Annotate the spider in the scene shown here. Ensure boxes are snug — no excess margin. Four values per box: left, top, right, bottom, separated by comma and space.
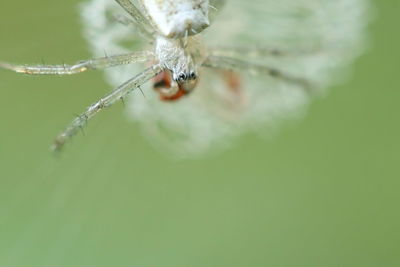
0, 0, 310, 151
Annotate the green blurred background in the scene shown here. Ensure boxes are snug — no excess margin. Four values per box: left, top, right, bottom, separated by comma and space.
0, 1, 399, 266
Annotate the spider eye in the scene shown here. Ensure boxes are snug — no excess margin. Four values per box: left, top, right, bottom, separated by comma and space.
189, 72, 197, 80
177, 73, 187, 82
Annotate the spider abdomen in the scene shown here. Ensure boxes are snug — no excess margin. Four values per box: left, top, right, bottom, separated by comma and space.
140, 0, 210, 38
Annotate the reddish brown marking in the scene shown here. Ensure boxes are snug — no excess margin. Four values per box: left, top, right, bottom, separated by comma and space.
220, 70, 248, 110
153, 70, 189, 102
160, 87, 186, 101
223, 71, 242, 94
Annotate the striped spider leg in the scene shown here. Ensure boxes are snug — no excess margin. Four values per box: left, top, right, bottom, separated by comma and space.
0, 51, 159, 151
0, 51, 154, 75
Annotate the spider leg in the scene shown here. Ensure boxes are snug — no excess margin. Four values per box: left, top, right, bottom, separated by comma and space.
209, 0, 226, 11
52, 64, 162, 151
209, 45, 321, 58
0, 51, 154, 75
115, 0, 155, 38
113, 13, 155, 40
208, 0, 226, 23
202, 55, 313, 90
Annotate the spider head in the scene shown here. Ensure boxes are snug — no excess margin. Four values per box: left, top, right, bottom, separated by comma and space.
173, 70, 198, 93
153, 70, 198, 101
174, 71, 197, 83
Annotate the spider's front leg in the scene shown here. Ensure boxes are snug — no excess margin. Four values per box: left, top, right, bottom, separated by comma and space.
52, 64, 162, 151
0, 51, 154, 75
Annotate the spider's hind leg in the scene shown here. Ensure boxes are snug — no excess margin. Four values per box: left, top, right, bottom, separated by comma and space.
209, 45, 321, 59
202, 55, 314, 92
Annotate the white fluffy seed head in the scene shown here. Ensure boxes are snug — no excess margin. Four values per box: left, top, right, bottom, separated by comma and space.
140, 0, 210, 38
81, 0, 371, 158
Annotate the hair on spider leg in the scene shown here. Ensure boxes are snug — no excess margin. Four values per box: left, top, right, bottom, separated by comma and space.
208, 4, 218, 11
137, 85, 147, 99
112, 13, 132, 27
79, 125, 86, 136
73, 113, 89, 125
183, 30, 189, 47
120, 96, 125, 106
0, 61, 14, 72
